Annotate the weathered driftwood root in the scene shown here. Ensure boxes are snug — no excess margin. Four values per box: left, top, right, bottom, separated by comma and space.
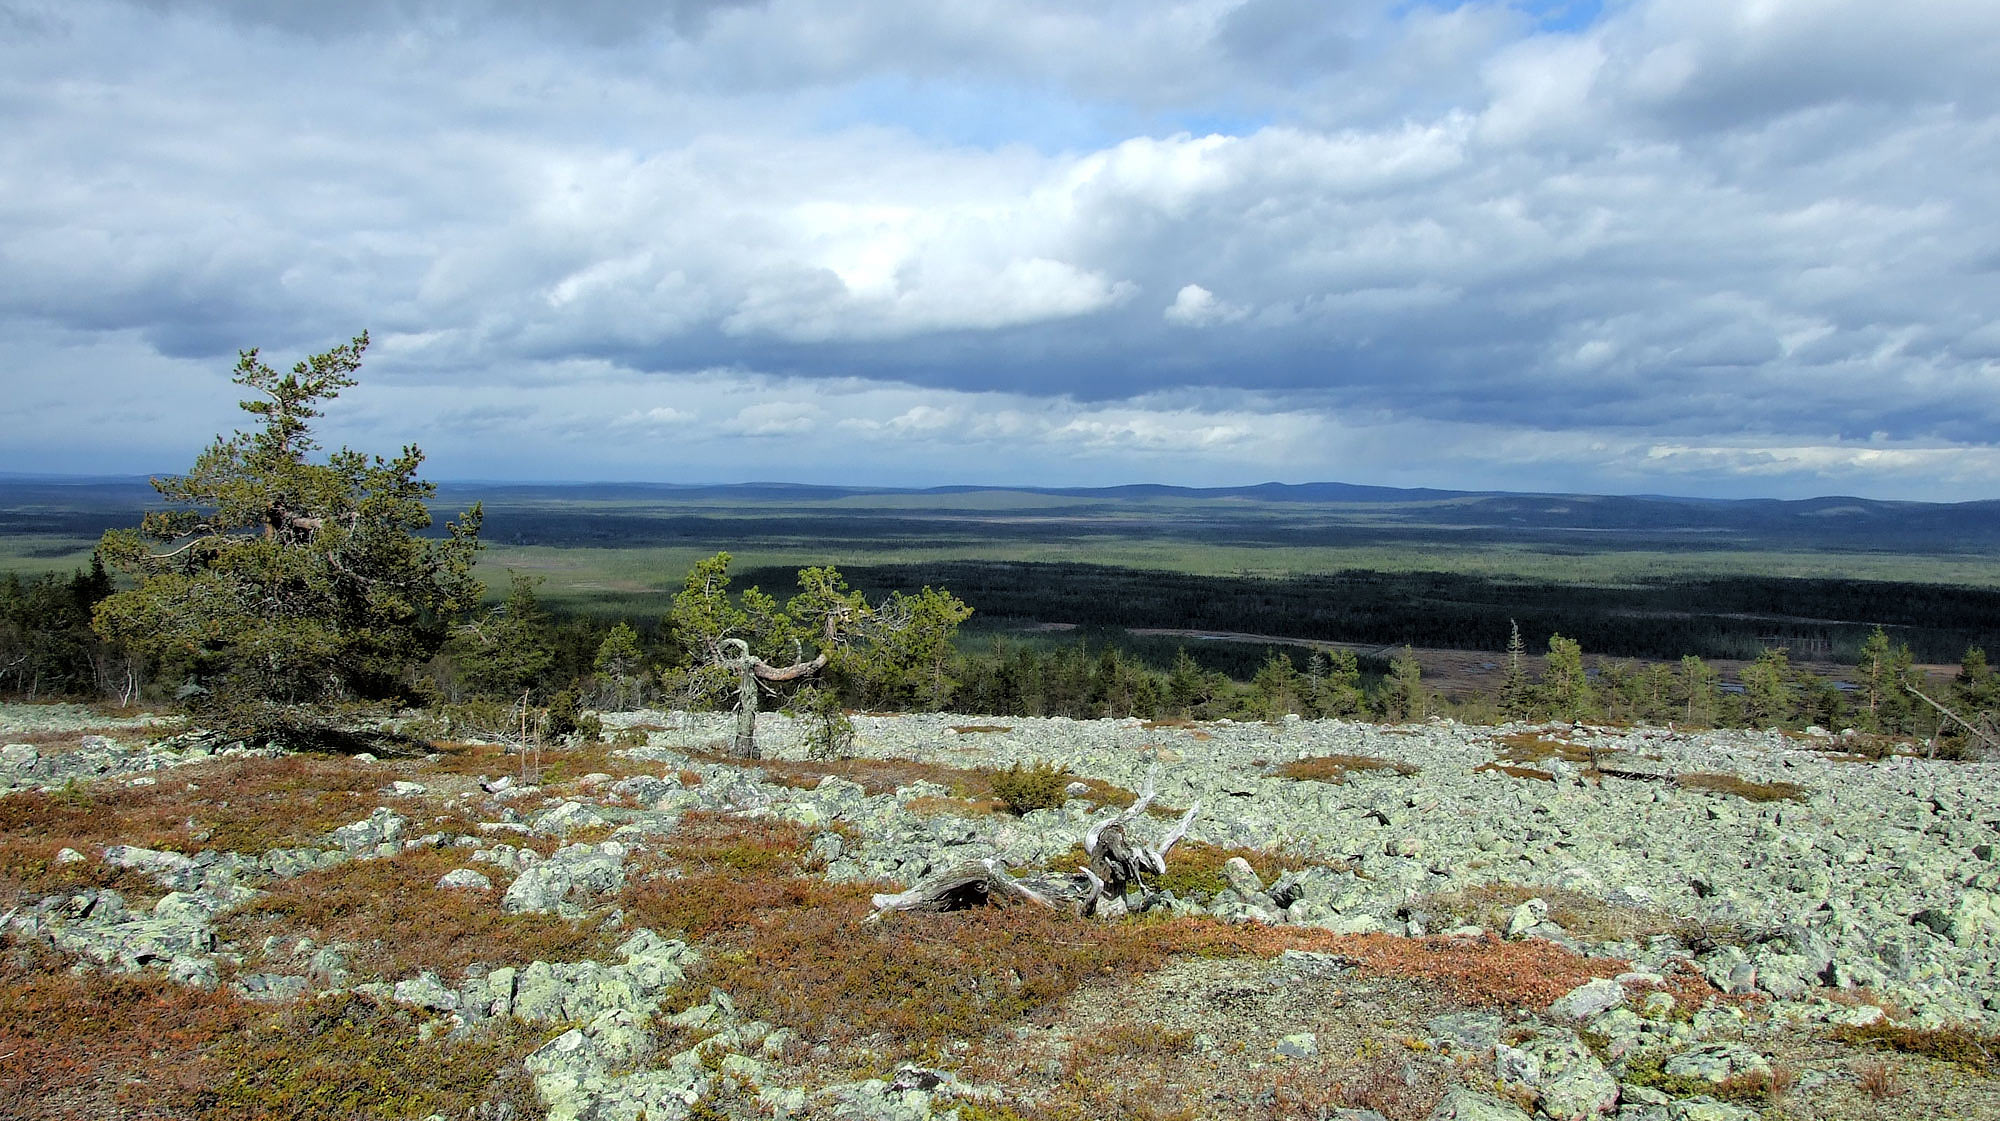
872, 768, 1201, 919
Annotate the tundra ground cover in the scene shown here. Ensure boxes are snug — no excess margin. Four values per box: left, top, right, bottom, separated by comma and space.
6, 706, 2000, 1120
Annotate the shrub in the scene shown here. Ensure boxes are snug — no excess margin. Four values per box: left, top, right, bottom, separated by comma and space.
219, 846, 614, 983
1831, 1021, 2000, 1073
0, 941, 550, 1121
988, 762, 1072, 815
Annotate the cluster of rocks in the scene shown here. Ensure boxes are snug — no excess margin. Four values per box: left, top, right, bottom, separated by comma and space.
632, 709, 2000, 1030
0, 707, 235, 796
7, 704, 2000, 1120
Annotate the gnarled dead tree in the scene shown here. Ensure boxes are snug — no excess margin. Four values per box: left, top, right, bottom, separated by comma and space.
717, 614, 841, 757
872, 769, 1200, 919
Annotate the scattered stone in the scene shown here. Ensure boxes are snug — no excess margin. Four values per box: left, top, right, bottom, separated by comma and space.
1551, 977, 1627, 1020
1275, 1032, 1319, 1058
1662, 1043, 1772, 1085
329, 807, 408, 853
1427, 1088, 1535, 1120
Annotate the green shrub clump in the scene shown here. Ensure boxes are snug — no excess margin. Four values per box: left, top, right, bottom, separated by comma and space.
988, 762, 1073, 815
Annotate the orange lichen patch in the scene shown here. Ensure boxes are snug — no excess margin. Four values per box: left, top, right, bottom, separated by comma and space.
638, 816, 1682, 1064
1823, 986, 1910, 1021
1675, 772, 1806, 803
1276, 754, 1419, 784
693, 752, 1163, 815
618, 812, 864, 942
0, 942, 549, 1121
690, 752, 990, 797
1473, 762, 1556, 782
1805, 733, 1918, 762
218, 846, 613, 984
950, 724, 1014, 734
0, 941, 245, 1121
1271, 1051, 1450, 1121
1627, 959, 1741, 1016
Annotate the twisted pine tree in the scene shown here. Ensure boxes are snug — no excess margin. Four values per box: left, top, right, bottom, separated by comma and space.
93, 333, 484, 732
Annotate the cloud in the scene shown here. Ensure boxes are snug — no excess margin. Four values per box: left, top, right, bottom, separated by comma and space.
1163, 284, 1248, 327
1, 0, 1997, 499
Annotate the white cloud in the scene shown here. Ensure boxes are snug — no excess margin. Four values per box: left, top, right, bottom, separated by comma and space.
1163, 283, 1248, 327
2, 0, 1998, 499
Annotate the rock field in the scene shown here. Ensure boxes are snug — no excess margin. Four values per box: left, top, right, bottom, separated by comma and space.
5, 701, 2000, 1121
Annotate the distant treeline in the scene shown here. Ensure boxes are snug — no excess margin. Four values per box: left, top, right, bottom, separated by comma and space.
6, 556, 1995, 748
747, 561, 2000, 665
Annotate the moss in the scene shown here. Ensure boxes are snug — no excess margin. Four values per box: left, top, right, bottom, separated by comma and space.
1831, 1021, 2000, 1073
1620, 1052, 1776, 1104
1675, 772, 1806, 803
1275, 754, 1419, 784
1472, 762, 1556, 782
1493, 732, 1596, 765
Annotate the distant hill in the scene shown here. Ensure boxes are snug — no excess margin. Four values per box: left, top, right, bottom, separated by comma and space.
7, 474, 1999, 558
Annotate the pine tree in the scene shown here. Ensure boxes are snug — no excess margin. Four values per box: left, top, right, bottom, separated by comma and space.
1250, 650, 1300, 719
1679, 655, 1719, 726
1321, 648, 1364, 717
1542, 635, 1593, 723
1165, 646, 1204, 717
593, 621, 647, 710
1387, 645, 1425, 721
1501, 619, 1533, 719
93, 333, 482, 729
1740, 648, 1798, 729
664, 552, 967, 756
450, 572, 556, 699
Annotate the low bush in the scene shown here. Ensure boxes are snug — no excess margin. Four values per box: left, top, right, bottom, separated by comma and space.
1472, 761, 1555, 782
0, 941, 550, 1121
1831, 1020, 2000, 1073
219, 846, 614, 983
988, 762, 1073, 815
0, 754, 412, 903
1493, 732, 1596, 765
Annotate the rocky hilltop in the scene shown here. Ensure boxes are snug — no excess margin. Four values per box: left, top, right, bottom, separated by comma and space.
4, 703, 1998, 1121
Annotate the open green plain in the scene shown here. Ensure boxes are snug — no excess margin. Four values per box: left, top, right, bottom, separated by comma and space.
7, 477, 1998, 662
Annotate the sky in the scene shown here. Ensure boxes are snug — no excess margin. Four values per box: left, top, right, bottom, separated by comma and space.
2, 0, 1998, 501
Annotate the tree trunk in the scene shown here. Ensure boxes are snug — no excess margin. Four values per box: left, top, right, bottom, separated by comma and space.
732, 657, 760, 758
874, 768, 1199, 919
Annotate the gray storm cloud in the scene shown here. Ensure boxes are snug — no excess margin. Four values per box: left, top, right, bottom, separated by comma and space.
1, 0, 1996, 499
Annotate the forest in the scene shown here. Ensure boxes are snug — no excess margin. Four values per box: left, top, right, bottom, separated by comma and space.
6, 334, 1998, 753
